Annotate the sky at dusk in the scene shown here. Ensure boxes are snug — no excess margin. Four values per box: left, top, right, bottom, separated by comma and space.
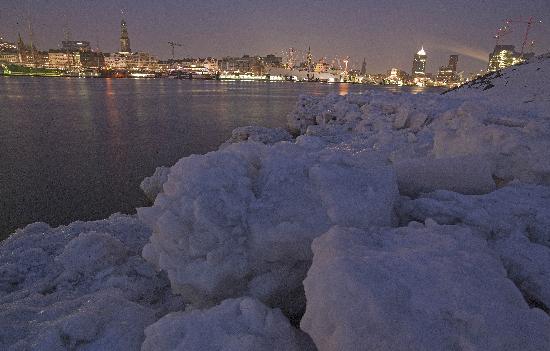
1, 0, 549, 74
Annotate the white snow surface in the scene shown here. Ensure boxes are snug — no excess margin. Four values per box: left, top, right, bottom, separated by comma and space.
446, 53, 550, 115
142, 297, 315, 351
301, 223, 550, 351
0, 214, 184, 350
138, 141, 399, 317
399, 183, 550, 312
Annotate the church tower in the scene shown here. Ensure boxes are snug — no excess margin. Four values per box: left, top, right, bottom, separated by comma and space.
120, 18, 131, 53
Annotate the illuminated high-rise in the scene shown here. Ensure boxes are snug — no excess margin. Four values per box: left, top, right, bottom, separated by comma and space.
360, 58, 366, 76
120, 18, 131, 53
488, 45, 533, 72
448, 55, 458, 72
411, 46, 427, 77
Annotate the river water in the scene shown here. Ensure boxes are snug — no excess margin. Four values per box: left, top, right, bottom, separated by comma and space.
0, 77, 443, 239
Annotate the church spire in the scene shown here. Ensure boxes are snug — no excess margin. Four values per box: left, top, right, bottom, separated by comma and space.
120, 11, 131, 53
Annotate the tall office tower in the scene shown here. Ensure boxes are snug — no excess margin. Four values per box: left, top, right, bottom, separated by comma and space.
411, 46, 427, 77
120, 18, 131, 53
306, 46, 313, 71
360, 57, 367, 75
448, 55, 458, 72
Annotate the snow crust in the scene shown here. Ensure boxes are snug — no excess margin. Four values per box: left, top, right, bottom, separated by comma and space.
142, 297, 315, 351
301, 223, 550, 351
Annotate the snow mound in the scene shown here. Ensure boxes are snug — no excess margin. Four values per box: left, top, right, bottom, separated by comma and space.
0, 214, 184, 350
141, 166, 170, 201
286, 81, 550, 186
446, 53, 550, 115
138, 141, 398, 318
400, 183, 550, 311
142, 297, 315, 351
301, 223, 550, 351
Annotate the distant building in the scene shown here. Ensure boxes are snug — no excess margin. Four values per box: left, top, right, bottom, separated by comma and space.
360, 58, 367, 76
448, 54, 458, 72
218, 55, 265, 74
306, 46, 313, 71
264, 54, 282, 68
385, 67, 410, 85
104, 52, 157, 71
488, 45, 534, 72
80, 51, 105, 69
314, 59, 330, 73
436, 55, 459, 84
48, 50, 81, 68
0, 52, 19, 63
62, 40, 91, 52
0, 36, 19, 63
120, 18, 131, 53
0, 37, 17, 52
411, 46, 427, 77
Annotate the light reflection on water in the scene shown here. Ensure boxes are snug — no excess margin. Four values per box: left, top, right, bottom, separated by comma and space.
0, 77, 444, 239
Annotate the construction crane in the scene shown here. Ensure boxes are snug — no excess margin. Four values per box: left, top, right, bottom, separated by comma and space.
494, 17, 543, 55
168, 42, 183, 60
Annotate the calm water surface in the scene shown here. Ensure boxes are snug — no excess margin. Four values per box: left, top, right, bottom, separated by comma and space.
0, 77, 443, 239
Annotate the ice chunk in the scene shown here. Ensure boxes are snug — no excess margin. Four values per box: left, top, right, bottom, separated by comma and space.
142, 297, 315, 351
399, 184, 550, 310
139, 141, 398, 318
0, 214, 183, 350
301, 224, 550, 351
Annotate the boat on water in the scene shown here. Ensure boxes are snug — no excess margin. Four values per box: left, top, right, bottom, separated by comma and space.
1, 63, 63, 77
129, 72, 156, 78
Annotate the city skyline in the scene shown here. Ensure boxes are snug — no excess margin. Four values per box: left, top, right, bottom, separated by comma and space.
1, 0, 550, 74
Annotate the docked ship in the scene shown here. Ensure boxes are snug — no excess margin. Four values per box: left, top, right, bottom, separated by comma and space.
1, 63, 63, 77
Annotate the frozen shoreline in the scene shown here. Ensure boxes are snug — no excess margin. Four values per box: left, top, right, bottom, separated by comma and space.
2, 54, 550, 350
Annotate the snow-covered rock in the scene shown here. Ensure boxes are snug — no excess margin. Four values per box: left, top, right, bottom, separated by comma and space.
301, 223, 550, 351
142, 297, 315, 351
138, 141, 399, 318
0, 214, 184, 350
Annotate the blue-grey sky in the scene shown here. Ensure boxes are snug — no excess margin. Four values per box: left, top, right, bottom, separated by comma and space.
1, 0, 549, 74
